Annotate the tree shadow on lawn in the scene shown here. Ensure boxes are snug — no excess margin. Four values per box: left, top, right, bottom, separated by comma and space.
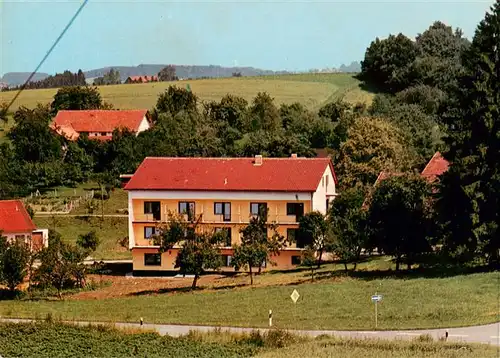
127, 283, 248, 297
331, 264, 495, 282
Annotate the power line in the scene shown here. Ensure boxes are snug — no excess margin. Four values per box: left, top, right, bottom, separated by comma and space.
4, 0, 90, 113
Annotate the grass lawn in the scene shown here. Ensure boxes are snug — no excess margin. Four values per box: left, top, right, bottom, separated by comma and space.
0, 74, 371, 112
33, 216, 129, 260
0, 270, 496, 331
1, 321, 495, 358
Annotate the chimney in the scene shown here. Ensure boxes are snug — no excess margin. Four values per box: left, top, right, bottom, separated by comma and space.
254, 155, 263, 166
291, 153, 298, 158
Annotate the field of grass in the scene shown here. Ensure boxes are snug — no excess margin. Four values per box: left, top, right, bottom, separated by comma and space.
0, 74, 372, 113
1, 321, 495, 358
0, 270, 496, 331
255, 336, 497, 358
33, 216, 129, 260
0, 322, 259, 358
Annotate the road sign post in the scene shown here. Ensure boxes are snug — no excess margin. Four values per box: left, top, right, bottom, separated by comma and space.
269, 309, 273, 327
290, 289, 300, 322
371, 293, 383, 329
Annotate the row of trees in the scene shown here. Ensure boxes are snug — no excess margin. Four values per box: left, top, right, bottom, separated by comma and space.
93, 69, 121, 86
358, 2, 500, 264
7, 70, 87, 91
0, 230, 99, 296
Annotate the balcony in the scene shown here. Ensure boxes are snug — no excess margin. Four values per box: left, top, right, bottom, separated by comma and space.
133, 212, 301, 225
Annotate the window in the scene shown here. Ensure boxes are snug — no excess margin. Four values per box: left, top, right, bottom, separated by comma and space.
215, 227, 232, 247
326, 199, 330, 210
322, 177, 325, 187
325, 175, 329, 190
179, 202, 196, 220
144, 226, 157, 239
144, 253, 161, 266
14, 235, 25, 244
250, 202, 267, 217
144, 201, 161, 221
101, 132, 107, 136
291, 256, 302, 265
287, 229, 307, 248
214, 202, 231, 221
221, 255, 233, 267
286, 203, 304, 218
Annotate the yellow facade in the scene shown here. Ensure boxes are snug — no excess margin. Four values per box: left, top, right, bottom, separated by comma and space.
130, 198, 311, 273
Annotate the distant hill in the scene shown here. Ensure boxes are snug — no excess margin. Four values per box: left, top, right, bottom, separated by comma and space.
1, 62, 360, 87
0, 72, 49, 86
84, 64, 291, 82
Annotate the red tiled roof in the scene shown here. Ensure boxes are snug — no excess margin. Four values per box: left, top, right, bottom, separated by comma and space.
127, 75, 158, 82
51, 110, 148, 140
125, 157, 337, 192
421, 152, 449, 182
0, 200, 36, 234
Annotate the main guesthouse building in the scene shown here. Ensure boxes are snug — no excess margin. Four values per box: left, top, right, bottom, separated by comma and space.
124, 155, 338, 275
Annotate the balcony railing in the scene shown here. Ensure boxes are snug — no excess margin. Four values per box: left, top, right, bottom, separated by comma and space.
133, 213, 301, 225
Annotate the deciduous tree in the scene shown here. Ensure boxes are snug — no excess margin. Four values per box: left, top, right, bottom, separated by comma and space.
297, 211, 334, 268
336, 117, 416, 188
158, 65, 178, 82
232, 210, 285, 285
367, 175, 433, 270
0, 237, 30, 291
51, 86, 103, 114
329, 187, 369, 271
154, 213, 225, 289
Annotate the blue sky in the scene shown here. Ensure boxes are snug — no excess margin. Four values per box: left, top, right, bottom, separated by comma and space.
0, 0, 495, 76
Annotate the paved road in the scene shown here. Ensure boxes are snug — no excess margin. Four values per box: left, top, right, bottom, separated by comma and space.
1, 318, 498, 346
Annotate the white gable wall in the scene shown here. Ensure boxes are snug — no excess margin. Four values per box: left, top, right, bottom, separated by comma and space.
312, 165, 338, 214
136, 117, 150, 135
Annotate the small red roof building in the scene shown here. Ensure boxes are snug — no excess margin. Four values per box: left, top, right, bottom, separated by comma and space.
420, 152, 450, 183
0, 200, 36, 234
125, 155, 337, 192
51, 110, 150, 141
125, 75, 158, 84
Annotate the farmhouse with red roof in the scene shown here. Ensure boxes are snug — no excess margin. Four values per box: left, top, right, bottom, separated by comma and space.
420, 152, 450, 183
0, 200, 48, 250
124, 154, 338, 275
362, 152, 451, 208
51, 110, 150, 141
124, 75, 158, 84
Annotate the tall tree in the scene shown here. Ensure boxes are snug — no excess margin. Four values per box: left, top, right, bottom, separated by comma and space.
438, 1, 500, 264
154, 213, 225, 289
359, 33, 418, 93
336, 116, 416, 188
0, 240, 30, 291
158, 65, 178, 81
51, 86, 103, 114
297, 211, 334, 268
155, 85, 198, 117
231, 209, 285, 285
368, 175, 433, 270
8, 104, 63, 163
35, 231, 87, 298
329, 187, 369, 271
246, 92, 281, 132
